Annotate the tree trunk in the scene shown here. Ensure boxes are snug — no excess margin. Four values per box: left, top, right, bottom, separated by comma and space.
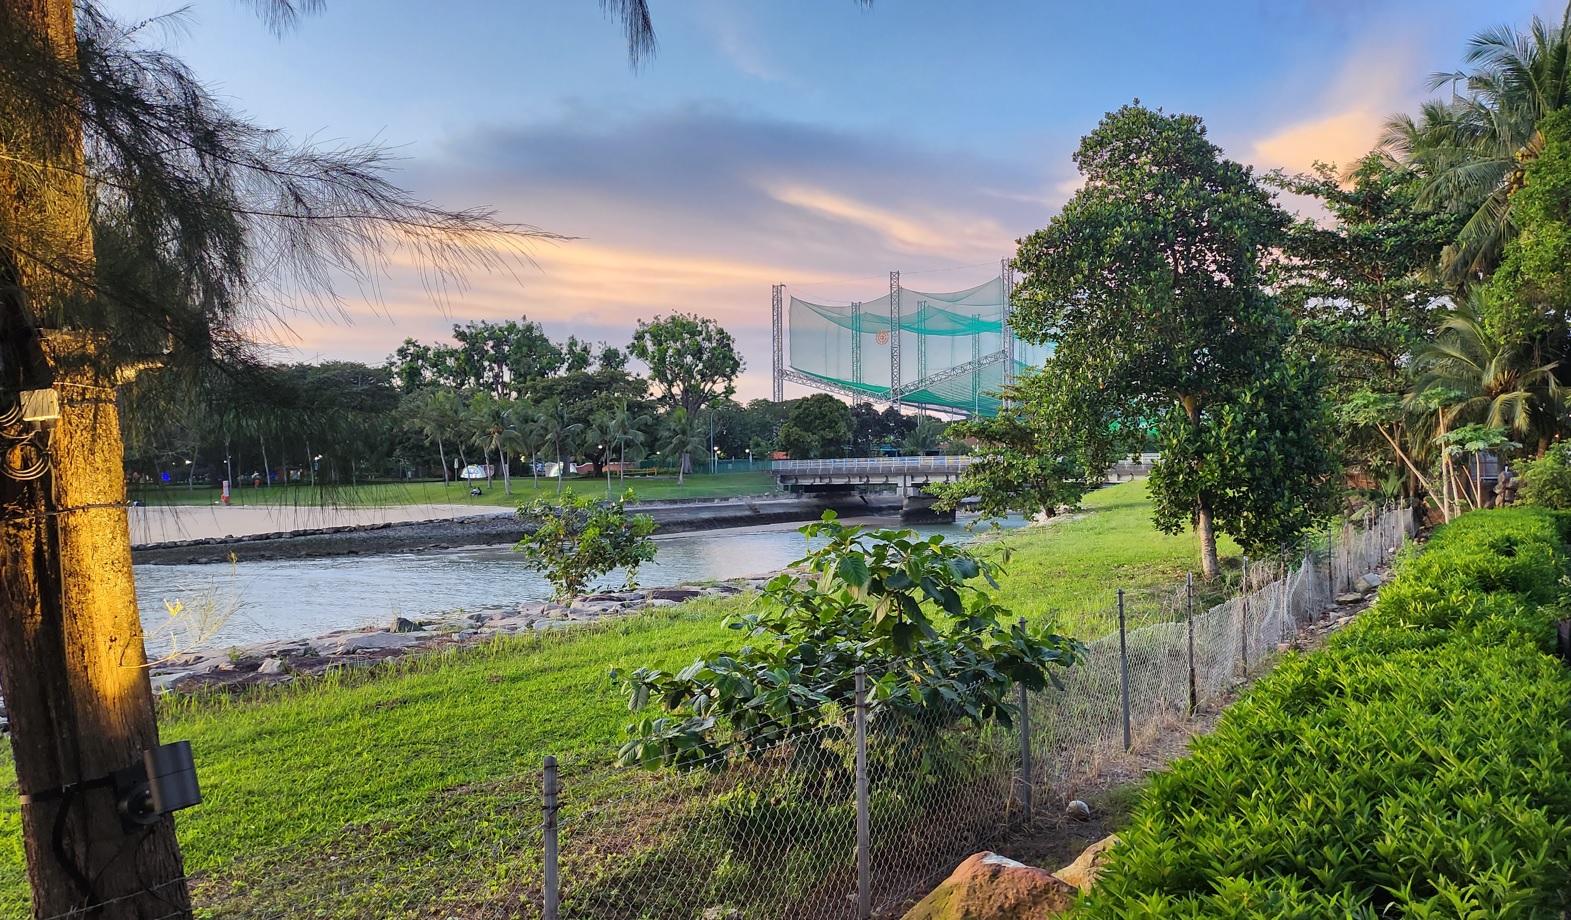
437, 439, 448, 485
502, 450, 511, 495
1195, 500, 1221, 580
554, 439, 564, 494
0, 6, 192, 915
1181, 394, 1221, 579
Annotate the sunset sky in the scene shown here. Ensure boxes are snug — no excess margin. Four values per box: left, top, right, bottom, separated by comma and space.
105, 0, 1560, 399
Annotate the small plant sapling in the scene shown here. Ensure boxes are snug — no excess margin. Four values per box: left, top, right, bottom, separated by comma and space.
514, 488, 657, 603
616, 512, 1081, 771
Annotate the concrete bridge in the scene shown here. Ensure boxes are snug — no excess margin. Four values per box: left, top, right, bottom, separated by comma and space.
771, 455, 1156, 522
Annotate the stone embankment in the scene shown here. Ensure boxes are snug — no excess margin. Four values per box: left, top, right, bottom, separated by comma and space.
147, 577, 777, 694
131, 494, 899, 565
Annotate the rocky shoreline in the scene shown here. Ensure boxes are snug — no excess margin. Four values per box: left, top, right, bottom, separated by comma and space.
147, 576, 776, 695
131, 494, 900, 565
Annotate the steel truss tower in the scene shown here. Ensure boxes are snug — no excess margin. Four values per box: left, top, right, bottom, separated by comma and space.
771, 284, 784, 402
889, 271, 901, 409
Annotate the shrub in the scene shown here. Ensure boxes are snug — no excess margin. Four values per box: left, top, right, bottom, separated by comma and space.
1078, 508, 1571, 918
513, 488, 656, 601
1519, 446, 1571, 510
615, 512, 1081, 771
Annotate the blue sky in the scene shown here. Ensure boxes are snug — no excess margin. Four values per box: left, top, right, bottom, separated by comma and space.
105, 0, 1563, 398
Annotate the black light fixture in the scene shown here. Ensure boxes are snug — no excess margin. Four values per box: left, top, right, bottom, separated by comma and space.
114, 741, 201, 827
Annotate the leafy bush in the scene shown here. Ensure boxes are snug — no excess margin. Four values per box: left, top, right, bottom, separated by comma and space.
513, 488, 656, 601
1078, 507, 1571, 918
1519, 447, 1571, 510
615, 512, 1081, 770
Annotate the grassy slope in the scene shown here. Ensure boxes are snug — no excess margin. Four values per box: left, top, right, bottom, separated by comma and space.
0, 481, 1235, 910
128, 471, 779, 509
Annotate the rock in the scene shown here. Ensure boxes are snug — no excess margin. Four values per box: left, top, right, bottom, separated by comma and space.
257, 657, 287, 675
701, 910, 740, 920
1053, 835, 1118, 894
1335, 593, 1365, 605
327, 632, 426, 654
464, 613, 491, 627
455, 629, 478, 641
900, 852, 1075, 920
648, 588, 705, 602
648, 598, 680, 609
150, 673, 190, 693
1362, 572, 1383, 587
1065, 800, 1091, 820
389, 616, 424, 633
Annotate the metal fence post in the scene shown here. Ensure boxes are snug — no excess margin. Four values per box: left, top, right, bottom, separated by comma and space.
1016, 624, 1033, 825
1118, 588, 1131, 752
1185, 573, 1196, 716
855, 666, 871, 920
543, 755, 560, 920
1240, 556, 1250, 678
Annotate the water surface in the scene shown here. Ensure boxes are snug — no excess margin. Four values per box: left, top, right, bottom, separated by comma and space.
134, 515, 1026, 655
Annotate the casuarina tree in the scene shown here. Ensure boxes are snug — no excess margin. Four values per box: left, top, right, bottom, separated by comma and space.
1009, 103, 1338, 577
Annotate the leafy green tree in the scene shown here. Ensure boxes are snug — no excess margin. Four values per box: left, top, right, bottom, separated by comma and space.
608, 400, 654, 483
1518, 444, 1571, 508
777, 393, 854, 459
930, 373, 1134, 519
1010, 103, 1333, 577
630, 313, 743, 418
900, 415, 948, 455
616, 513, 1080, 771
534, 400, 583, 493
514, 489, 656, 602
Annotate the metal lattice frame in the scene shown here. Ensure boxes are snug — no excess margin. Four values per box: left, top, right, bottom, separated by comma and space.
850, 301, 863, 398
1001, 258, 1016, 393
889, 271, 901, 409
771, 284, 784, 403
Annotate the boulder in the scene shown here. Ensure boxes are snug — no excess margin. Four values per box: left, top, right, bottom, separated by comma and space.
1065, 800, 1091, 820
1335, 593, 1365, 606
648, 588, 705, 602
900, 852, 1075, 920
1053, 835, 1118, 894
327, 632, 425, 654
257, 657, 287, 675
388, 616, 424, 633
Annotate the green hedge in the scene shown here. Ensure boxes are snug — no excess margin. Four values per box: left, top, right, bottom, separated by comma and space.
1077, 508, 1571, 919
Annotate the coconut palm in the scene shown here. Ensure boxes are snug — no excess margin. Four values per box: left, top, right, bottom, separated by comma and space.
1383, 5, 1571, 282
1410, 297, 1564, 516
659, 408, 708, 486
535, 401, 583, 494
608, 400, 655, 483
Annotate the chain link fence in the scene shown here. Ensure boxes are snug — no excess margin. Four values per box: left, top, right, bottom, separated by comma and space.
12, 506, 1413, 920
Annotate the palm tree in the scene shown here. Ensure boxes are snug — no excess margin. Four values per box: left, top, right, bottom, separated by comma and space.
502, 400, 540, 492
535, 401, 583, 494
400, 388, 463, 485
608, 400, 654, 484
463, 393, 502, 488
1410, 297, 1563, 515
659, 408, 708, 487
1382, 6, 1571, 282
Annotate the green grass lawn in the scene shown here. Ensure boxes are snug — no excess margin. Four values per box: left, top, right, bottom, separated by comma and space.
129, 471, 780, 509
0, 481, 1237, 916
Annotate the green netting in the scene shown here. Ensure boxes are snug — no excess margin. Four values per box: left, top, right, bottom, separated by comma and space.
787, 277, 1050, 416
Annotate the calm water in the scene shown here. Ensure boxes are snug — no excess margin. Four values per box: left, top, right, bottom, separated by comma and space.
133, 515, 1026, 655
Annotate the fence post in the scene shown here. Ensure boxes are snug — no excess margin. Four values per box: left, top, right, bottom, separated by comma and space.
855, 666, 871, 920
1186, 573, 1197, 716
1240, 556, 1250, 678
1118, 588, 1131, 752
1016, 618, 1033, 826
543, 755, 560, 920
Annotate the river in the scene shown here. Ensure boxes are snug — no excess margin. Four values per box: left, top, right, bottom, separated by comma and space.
132, 514, 1028, 655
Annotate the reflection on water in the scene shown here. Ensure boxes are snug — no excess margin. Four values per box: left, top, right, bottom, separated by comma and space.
134, 515, 1026, 654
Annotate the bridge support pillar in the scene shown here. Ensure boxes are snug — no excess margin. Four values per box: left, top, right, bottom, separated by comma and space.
900, 493, 954, 524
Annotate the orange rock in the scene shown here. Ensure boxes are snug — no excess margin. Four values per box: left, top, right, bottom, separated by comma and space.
900, 851, 1076, 920
1053, 834, 1118, 893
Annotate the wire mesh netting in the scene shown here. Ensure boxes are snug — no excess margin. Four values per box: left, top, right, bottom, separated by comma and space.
9, 507, 1415, 920
786, 278, 1052, 416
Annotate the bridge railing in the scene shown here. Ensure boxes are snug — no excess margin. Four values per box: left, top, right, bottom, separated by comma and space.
771, 456, 972, 475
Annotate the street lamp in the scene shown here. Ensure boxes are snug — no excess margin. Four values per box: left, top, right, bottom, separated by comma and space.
746, 448, 753, 471
712, 445, 720, 475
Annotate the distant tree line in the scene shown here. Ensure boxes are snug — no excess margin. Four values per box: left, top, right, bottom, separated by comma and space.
123, 315, 977, 494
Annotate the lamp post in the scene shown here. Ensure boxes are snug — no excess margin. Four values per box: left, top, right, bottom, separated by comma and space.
184, 458, 193, 491
746, 448, 753, 471
599, 444, 610, 499
712, 445, 720, 475
311, 453, 322, 487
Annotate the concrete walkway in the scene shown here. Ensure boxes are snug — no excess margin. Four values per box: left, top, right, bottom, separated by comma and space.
128, 503, 506, 545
